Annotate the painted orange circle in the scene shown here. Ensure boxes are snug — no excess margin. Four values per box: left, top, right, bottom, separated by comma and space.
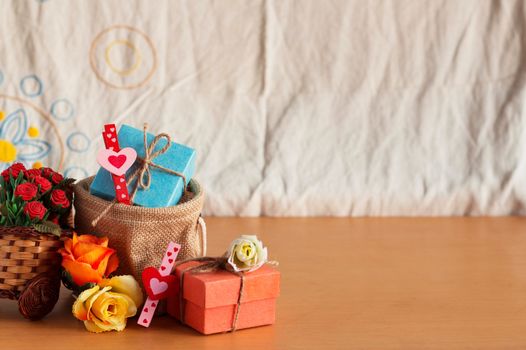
90, 25, 157, 90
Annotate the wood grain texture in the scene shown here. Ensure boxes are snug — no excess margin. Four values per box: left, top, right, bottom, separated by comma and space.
1, 217, 525, 349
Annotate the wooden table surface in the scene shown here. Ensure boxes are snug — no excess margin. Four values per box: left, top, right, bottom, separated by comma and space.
1, 217, 526, 349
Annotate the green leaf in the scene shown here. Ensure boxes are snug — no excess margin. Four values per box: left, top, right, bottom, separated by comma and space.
61, 269, 77, 291
0, 205, 8, 217
7, 205, 16, 217
0, 177, 5, 204
6, 213, 13, 226
33, 221, 61, 237
16, 170, 23, 184
9, 172, 15, 188
61, 269, 94, 293
77, 282, 97, 294
15, 204, 23, 216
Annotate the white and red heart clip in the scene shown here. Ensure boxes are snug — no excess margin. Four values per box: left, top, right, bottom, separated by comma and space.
97, 148, 137, 176
138, 242, 181, 327
97, 124, 135, 204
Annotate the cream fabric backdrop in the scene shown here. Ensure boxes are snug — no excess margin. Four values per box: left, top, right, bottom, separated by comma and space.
0, 0, 525, 216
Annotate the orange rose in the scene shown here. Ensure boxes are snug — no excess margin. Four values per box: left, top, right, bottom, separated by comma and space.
59, 232, 119, 287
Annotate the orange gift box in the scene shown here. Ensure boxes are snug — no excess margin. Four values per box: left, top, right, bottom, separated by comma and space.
167, 261, 280, 334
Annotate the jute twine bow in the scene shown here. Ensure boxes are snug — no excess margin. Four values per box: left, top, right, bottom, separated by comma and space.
92, 123, 187, 227
175, 256, 246, 332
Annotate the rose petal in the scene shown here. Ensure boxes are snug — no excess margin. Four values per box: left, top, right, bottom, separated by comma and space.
77, 234, 109, 247
91, 292, 115, 322
86, 286, 112, 318
105, 252, 119, 276
58, 248, 74, 261
85, 311, 119, 333
99, 275, 143, 308
90, 295, 127, 332
107, 292, 137, 318
226, 235, 268, 273
93, 250, 114, 277
63, 238, 73, 255
235, 242, 257, 262
72, 285, 100, 321
75, 244, 115, 272
72, 232, 79, 246
92, 315, 126, 332
83, 320, 107, 333
73, 242, 110, 263
62, 259, 102, 286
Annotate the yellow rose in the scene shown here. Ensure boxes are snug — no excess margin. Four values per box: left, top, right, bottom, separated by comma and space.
99, 275, 143, 308
72, 275, 142, 333
227, 235, 268, 272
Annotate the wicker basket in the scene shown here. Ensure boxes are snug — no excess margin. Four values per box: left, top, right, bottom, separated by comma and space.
0, 226, 66, 320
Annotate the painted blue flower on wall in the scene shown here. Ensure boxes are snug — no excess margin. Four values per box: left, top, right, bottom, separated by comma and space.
0, 108, 51, 171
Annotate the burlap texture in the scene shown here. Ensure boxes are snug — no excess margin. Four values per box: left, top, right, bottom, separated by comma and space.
73, 177, 205, 282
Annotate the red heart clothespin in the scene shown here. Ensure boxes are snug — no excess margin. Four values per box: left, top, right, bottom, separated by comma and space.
142, 267, 177, 301
99, 124, 133, 204
138, 242, 181, 327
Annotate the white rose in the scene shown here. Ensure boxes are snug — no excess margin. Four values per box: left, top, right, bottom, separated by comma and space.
227, 235, 268, 272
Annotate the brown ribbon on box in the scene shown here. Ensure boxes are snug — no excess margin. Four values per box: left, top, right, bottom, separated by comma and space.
92, 123, 187, 227
174, 256, 246, 332
127, 123, 187, 200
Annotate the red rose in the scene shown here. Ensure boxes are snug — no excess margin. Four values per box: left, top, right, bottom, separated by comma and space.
1, 170, 8, 182
50, 189, 70, 208
2, 163, 26, 181
24, 169, 41, 179
14, 183, 38, 201
9, 163, 26, 177
24, 201, 47, 220
33, 176, 52, 193
41, 167, 54, 178
48, 213, 59, 224
51, 172, 64, 185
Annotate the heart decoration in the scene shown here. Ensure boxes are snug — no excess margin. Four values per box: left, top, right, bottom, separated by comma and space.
97, 147, 137, 176
109, 154, 127, 168
138, 241, 181, 328
142, 266, 176, 301
150, 278, 168, 294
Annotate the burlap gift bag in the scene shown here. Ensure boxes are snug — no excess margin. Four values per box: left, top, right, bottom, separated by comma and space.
73, 176, 206, 282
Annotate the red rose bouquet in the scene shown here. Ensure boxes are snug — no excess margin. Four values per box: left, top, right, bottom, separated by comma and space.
0, 163, 74, 235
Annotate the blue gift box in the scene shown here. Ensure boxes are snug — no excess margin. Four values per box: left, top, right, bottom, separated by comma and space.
90, 124, 195, 207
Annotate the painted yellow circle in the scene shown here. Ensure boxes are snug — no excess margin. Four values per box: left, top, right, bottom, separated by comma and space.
32, 161, 43, 169
0, 140, 17, 163
104, 40, 142, 77
28, 125, 40, 138
0, 111, 5, 121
